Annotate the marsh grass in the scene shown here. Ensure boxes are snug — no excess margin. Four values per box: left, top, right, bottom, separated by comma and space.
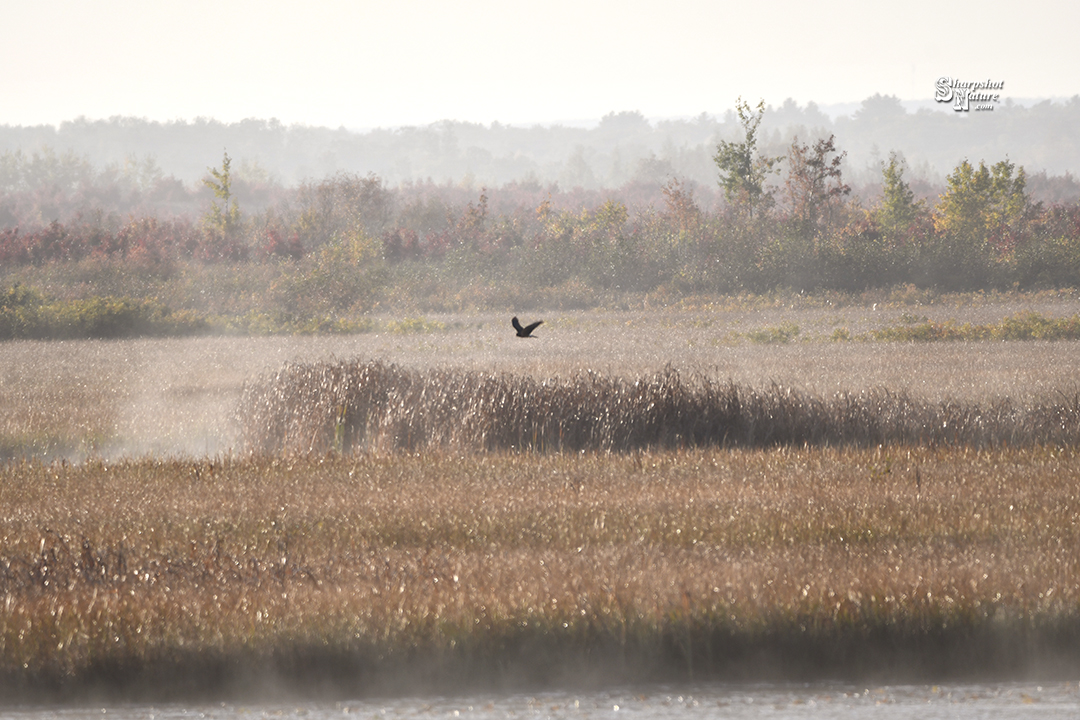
0, 448, 1078, 698
0, 349, 124, 461
872, 311, 1080, 342
237, 360, 1080, 455
6, 308, 1080, 462
745, 322, 801, 344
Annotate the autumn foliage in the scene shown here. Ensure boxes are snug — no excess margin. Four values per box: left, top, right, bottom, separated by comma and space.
3, 126, 1080, 328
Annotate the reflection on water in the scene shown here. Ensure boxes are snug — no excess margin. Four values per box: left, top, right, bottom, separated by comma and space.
5, 683, 1080, 720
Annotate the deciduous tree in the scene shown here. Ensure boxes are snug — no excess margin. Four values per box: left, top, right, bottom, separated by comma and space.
934, 159, 1032, 253
784, 134, 850, 238
293, 172, 393, 251
713, 99, 782, 219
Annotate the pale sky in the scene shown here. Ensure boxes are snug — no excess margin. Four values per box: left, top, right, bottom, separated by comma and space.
4, 0, 1077, 129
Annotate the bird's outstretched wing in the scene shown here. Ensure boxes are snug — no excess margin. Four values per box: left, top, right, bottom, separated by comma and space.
511, 316, 543, 337
521, 320, 543, 336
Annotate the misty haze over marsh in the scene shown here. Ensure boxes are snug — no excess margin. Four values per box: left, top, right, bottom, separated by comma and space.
2, 303, 1080, 461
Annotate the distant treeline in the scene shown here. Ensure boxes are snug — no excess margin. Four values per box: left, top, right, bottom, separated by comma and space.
3, 108, 1080, 321
2, 95, 1080, 195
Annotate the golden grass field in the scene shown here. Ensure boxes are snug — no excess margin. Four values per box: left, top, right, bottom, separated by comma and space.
2, 449, 1078, 699
1, 296, 1080, 700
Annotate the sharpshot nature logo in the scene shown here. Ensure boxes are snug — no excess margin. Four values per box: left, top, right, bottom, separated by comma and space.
935, 77, 1004, 111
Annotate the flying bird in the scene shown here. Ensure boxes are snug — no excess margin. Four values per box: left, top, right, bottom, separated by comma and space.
512, 316, 543, 338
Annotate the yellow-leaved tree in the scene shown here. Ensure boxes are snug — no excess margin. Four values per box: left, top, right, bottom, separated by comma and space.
934, 159, 1031, 252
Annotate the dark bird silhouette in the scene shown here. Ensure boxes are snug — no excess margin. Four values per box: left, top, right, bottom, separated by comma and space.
512, 316, 543, 337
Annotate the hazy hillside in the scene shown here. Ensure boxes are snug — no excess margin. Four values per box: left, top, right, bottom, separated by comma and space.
2, 95, 1079, 193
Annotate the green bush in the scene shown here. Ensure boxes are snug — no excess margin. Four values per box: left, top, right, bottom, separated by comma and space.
1013, 236, 1080, 288
872, 311, 1080, 342
746, 322, 801, 344
0, 284, 208, 340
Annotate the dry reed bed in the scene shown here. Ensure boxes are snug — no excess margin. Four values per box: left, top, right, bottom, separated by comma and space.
1, 448, 1078, 698
5, 328, 1080, 462
238, 360, 1080, 455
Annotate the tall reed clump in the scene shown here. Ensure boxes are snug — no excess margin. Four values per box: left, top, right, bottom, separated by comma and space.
236, 360, 1080, 455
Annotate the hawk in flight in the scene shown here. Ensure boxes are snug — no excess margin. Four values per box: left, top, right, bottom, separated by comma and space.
512, 316, 543, 337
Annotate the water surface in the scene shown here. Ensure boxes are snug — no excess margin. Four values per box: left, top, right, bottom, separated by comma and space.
5, 682, 1080, 719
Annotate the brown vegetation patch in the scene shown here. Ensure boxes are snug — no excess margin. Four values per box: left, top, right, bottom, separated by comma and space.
1, 449, 1078, 699
237, 360, 1080, 455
